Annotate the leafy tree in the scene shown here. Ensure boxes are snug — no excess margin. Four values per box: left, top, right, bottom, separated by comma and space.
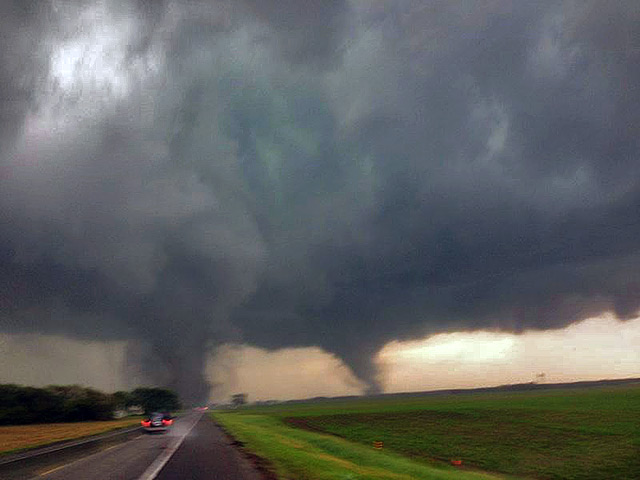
111, 391, 132, 410
0, 384, 181, 424
0, 384, 114, 424
130, 387, 181, 414
231, 393, 248, 407
0, 384, 63, 424
45, 385, 114, 421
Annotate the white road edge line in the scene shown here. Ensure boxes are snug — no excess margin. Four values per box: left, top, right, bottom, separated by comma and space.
137, 412, 204, 480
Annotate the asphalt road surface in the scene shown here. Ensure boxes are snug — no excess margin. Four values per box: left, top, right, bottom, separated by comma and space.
32, 412, 264, 480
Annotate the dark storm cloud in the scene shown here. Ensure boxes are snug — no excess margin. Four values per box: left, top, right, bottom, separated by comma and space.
0, 1, 52, 155
239, 0, 349, 67
1, 0, 639, 399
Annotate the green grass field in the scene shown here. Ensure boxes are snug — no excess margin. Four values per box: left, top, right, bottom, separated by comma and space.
212, 384, 640, 480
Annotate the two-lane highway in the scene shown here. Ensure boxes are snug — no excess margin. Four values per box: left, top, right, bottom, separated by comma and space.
31, 412, 263, 480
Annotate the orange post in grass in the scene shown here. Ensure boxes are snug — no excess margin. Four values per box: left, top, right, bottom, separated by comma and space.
373, 441, 384, 449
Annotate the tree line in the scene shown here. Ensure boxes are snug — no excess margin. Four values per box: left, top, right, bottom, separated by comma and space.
0, 384, 181, 425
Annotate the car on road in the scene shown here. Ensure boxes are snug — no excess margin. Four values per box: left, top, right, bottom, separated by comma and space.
141, 412, 173, 433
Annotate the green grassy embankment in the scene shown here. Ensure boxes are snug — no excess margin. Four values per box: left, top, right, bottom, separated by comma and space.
213, 384, 640, 480
212, 411, 499, 480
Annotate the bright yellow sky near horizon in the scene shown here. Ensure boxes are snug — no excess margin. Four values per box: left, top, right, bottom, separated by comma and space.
1, 313, 638, 402
210, 313, 640, 401
378, 314, 640, 392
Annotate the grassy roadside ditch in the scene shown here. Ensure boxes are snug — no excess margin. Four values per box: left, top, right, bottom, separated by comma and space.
211, 411, 499, 480
0, 417, 143, 455
212, 384, 640, 480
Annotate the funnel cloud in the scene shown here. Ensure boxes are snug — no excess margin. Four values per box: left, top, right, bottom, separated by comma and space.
1, 1, 640, 401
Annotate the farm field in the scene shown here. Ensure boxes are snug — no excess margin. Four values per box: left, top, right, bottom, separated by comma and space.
212, 411, 499, 480
0, 417, 142, 455
213, 384, 640, 480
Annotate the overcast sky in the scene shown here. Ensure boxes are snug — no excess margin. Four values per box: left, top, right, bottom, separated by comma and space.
1, 1, 639, 402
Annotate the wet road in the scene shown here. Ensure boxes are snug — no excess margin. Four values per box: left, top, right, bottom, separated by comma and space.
31, 412, 263, 480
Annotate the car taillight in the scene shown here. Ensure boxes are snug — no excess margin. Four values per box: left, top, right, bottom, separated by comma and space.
141, 420, 151, 427
162, 419, 173, 425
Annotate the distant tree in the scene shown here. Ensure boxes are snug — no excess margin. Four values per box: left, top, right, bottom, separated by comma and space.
46, 385, 114, 421
0, 384, 184, 425
0, 384, 63, 425
0, 384, 114, 424
130, 387, 181, 414
231, 393, 248, 407
111, 391, 132, 410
